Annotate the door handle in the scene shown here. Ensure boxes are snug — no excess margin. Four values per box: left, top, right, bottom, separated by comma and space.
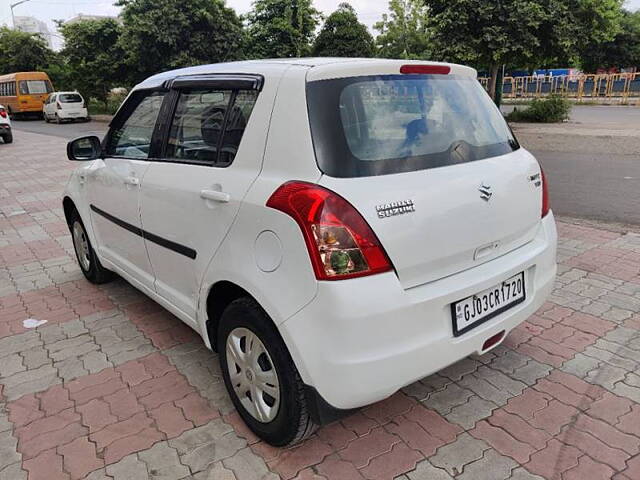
200, 189, 230, 203
124, 176, 140, 186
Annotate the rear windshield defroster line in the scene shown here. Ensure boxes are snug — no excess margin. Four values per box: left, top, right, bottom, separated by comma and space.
306, 74, 520, 178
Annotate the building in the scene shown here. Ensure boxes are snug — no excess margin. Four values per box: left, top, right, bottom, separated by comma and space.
13, 16, 54, 49
63, 14, 120, 25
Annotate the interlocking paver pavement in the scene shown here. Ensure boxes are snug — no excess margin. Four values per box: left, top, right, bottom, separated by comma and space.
1, 129, 639, 479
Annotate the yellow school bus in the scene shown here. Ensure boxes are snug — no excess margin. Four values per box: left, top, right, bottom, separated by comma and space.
0, 72, 54, 118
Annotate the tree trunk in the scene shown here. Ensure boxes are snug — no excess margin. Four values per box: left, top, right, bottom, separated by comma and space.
487, 64, 500, 101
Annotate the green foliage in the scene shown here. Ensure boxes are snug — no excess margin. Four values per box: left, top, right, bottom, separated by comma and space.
117, 0, 244, 84
506, 96, 572, 123
245, 0, 322, 58
374, 0, 430, 59
312, 3, 374, 58
88, 91, 128, 115
0, 27, 54, 74
58, 19, 126, 105
580, 9, 640, 72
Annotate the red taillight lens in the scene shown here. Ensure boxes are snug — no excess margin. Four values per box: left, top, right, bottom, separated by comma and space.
266, 181, 393, 280
541, 168, 550, 218
0, 109, 6, 118
400, 64, 451, 75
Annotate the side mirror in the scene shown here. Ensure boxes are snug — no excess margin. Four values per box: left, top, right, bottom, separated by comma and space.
67, 136, 102, 161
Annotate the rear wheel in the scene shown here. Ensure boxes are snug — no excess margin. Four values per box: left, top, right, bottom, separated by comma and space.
218, 297, 317, 446
2, 133, 12, 144
55, 114, 61, 124
69, 210, 114, 284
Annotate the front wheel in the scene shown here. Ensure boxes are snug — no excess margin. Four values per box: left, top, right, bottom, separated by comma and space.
218, 298, 317, 446
69, 211, 114, 284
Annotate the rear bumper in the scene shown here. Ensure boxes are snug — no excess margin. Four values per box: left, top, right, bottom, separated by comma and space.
57, 109, 89, 119
0, 124, 11, 133
280, 213, 557, 410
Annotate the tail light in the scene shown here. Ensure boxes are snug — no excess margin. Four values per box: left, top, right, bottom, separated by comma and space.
541, 168, 550, 218
56, 102, 62, 110
82, 101, 86, 108
0, 108, 6, 119
266, 181, 393, 280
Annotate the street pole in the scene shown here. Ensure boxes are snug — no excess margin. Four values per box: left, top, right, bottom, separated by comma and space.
10, 0, 32, 29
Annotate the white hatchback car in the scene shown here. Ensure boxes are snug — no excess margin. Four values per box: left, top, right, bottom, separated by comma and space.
63, 58, 557, 446
44, 91, 90, 123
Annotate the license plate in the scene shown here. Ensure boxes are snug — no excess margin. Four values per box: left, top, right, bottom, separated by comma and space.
452, 272, 526, 337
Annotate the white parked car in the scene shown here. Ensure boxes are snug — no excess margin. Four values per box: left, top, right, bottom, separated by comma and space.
63, 58, 557, 446
44, 91, 90, 123
0, 104, 12, 143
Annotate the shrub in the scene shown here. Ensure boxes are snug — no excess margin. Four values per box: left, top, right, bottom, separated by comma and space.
88, 91, 128, 116
506, 95, 571, 123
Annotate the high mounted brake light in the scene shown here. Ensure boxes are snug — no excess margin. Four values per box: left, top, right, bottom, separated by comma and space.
267, 182, 393, 281
400, 65, 451, 75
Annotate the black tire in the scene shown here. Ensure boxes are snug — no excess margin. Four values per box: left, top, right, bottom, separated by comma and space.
3, 133, 12, 144
218, 297, 317, 446
55, 114, 61, 124
69, 210, 114, 284
44, 113, 50, 123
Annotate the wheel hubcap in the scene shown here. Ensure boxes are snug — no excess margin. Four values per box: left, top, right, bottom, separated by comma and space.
226, 327, 280, 423
72, 221, 91, 271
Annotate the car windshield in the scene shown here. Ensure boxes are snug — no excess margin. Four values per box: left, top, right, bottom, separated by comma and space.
59, 93, 82, 103
19, 80, 53, 95
307, 74, 519, 178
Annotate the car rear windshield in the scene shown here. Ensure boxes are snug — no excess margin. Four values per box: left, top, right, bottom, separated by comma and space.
59, 93, 82, 103
307, 74, 519, 178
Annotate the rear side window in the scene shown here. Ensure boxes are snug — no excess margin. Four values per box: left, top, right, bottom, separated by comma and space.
106, 91, 166, 159
59, 93, 83, 103
19, 80, 53, 95
165, 89, 258, 167
307, 74, 519, 178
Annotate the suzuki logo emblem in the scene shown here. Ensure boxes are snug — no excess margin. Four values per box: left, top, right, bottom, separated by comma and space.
479, 183, 492, 201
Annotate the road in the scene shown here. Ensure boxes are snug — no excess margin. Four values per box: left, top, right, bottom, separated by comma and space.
10, 107, 640, 226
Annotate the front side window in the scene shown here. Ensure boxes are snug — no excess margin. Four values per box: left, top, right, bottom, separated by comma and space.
307, 74, 519, 177
106, 91, 166, 159
166, 89, 258, 167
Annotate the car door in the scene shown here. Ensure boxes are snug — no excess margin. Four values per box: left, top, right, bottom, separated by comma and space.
87, 89, 166, 291
44, 94, 54, 117
139, 75, 268, 321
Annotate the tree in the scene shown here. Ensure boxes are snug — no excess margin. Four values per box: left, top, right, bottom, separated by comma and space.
245, 0, 322, 58
424, 0, 624, 100
58, 19, 126, 107
0, 27, 53, 74
374, 0, 430, 59
312, 3, 374, 58
117, 0, 244, 84
580, 9, 640, 72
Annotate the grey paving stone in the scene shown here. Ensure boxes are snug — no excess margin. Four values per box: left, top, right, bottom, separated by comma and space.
0, 462, 27, 480
423, 383, 473, 416
222, 447, 278, 480
430, 433, 489, 477
0, 354, 25, 378
20, 346, 50, 370
169, 419, 246, 473
193, 462, 237, 480
439, 358, 481, 382
561, 353, 601, 378
458, 449, 517, 480
612, 382, 640, 403
510, 360, 552, 386
477, 366, 527, 396
1, 364, 59, 400
445, 395, 496, 429
106, 453, 149, 480
82, 350, 113, 374
406, 459, 454, 480
55, 357, 89, 382
84, 469, 111, 480
586, 363, 627, 390
0, 332, 41, 359
509, 466, 545, 480
457, 373, 513, 406
102, 337, 156, 366
0, 432, 20, 470
138, 441, 191, 480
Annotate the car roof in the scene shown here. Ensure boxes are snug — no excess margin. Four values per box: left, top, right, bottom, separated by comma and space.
135, 58, 477, 90
52, 91, 82, 95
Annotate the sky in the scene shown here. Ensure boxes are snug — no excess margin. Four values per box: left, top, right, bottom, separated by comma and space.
1, 0, 639, 50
